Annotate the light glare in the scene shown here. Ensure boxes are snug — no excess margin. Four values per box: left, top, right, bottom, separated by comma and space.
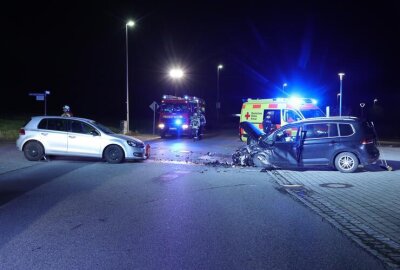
169, 69, 184, 79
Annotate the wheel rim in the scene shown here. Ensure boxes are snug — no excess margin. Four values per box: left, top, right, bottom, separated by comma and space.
109, 148, 120, 161
28, 146, 39, 157
339, 155, 354, 170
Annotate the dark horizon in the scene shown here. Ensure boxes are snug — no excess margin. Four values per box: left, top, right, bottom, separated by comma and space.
3, 1, 400, 136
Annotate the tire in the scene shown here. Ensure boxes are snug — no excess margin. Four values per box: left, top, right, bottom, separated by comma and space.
23, 141, 44, 161
334, 152, 359, 173
104, 145, 124, 164
160, 131, 166, 138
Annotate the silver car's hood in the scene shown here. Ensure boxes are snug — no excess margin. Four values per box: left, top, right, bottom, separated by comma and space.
109, 133, 144, 143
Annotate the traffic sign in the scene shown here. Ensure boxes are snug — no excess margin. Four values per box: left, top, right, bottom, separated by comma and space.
149, 101, 159, 111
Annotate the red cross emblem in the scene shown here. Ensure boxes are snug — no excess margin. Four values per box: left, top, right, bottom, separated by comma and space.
245, 112, 250, 120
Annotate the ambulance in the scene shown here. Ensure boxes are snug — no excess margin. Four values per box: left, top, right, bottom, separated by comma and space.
239, 97, 324, 142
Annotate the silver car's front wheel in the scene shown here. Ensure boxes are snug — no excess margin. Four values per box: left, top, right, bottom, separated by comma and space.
334, 152, 359, 173
104, 145, 124, 164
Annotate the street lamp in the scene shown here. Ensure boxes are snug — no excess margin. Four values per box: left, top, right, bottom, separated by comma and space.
217, 64, 223, 124
360, 103, 365, 118
169, 68, 184, 95
125, 20, 135, 134
282, 83, 288, 95
338, 72, 345, 117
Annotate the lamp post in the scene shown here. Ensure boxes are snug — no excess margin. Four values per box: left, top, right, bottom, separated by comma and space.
282, 83, 288, 95
360, 103, 365, 118
217, 64, 223, 124
169, 68, 184, 96
125, 20, 135, 134
338, 72, 345, 117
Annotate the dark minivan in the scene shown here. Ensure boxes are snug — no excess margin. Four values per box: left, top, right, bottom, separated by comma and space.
241, 117, 380, 173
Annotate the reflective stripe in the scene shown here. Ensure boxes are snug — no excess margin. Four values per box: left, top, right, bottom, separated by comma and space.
253, 104, 261, 109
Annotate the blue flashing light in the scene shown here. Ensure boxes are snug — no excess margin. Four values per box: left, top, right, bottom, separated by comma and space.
289, 97, 303, 107
175, 119, 182, 126
312, 99, 318, 105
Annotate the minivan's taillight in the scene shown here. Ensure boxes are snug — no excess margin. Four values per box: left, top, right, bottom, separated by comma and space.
19, 128, 25, 135
361, 138, 373, 144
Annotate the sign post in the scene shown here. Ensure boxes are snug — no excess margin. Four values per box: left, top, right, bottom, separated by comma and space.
149, 101, 159, 135
29, 91, 51, 115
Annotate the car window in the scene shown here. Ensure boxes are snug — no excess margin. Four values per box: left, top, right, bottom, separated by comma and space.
70, 120, 98, 135
304, 123, 338, 139
283, 110, 301, 123
339, 124, 354, 136
38, 118, 67, 131
263, 110, 281, 125
275, 126, 299, 142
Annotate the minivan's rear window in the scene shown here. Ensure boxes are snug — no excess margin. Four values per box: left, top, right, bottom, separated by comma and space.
339, 124, 354, 136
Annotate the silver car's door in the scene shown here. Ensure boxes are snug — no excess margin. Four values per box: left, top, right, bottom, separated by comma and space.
67, 120, 102, 157
38, 118, 68, 154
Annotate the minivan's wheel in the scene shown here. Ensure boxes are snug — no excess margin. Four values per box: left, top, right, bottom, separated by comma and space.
24, 141, 44, 161
104, 145, 124, 164
334, 152, 359, 173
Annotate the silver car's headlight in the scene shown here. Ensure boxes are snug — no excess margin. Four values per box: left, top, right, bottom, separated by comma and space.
127, 140, 140, 147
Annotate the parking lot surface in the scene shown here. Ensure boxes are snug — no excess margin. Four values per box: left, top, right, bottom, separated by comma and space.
266, 146, 400, 268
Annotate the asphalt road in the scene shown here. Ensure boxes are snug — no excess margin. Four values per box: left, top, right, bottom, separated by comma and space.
0, 132, 389, 269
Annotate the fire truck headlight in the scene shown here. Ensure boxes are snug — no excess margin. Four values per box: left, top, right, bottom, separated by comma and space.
158, 123, 165, 129
175, 119, 182, 126
182, 124, 189, 129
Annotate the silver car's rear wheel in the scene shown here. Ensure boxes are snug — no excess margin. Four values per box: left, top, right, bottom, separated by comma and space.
24, 141, 44, 161
334, 152, 359, 173
104, 145, 124, 164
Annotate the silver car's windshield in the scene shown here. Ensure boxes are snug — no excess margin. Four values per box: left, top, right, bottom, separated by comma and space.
92, 121, 114, 134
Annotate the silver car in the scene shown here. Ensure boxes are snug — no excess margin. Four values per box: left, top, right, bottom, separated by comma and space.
16, 116, 149, 163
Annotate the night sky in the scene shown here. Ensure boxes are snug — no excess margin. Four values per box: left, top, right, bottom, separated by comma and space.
3, 1, 400, 135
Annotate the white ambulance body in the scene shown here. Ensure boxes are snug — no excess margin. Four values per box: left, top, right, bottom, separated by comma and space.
239, 97, 324, 141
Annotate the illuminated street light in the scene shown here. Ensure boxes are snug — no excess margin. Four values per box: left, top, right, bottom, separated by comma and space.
338, 73, 345, 117
282, 83, 288, 94
169, 68, 184, 79
360, 102, 365, 118
125, 20, 135, 133
217, 64, 223, 124
169, 68, 184, 95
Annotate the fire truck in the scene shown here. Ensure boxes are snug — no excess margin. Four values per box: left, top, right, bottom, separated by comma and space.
157, 95, 206, 138
239, 97, 324, 142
